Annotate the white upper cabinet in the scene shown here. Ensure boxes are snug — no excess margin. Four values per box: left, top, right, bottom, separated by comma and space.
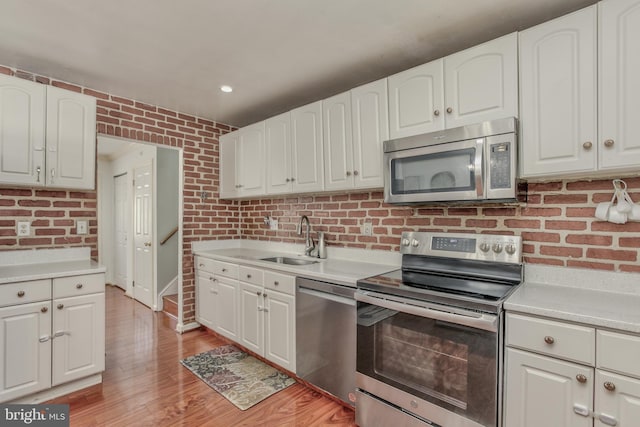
0, 75, 96, 190
0, 75, 46, 186
388, 60, 444, 138
46, 86, 97, 190
219, 130, 238, 199
291, 101, 324, 193
265, 112, 293, 195
323, 91, 354, 191
444, 32, 518, 129
519, 6, 598, 177
351, 78, 389, 189
236, 122, 265, 197
599, 0, 640, 171
388, 33, 517, 139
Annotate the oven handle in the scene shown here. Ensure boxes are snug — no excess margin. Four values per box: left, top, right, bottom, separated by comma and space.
474, 138, 484, 198
355, 291, 497, 332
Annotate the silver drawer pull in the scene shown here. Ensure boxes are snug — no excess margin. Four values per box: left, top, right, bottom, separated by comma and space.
76, 283, 83, 289
17, 290, 25, 297
576, 374, 587, 384
544, 336, 555, 344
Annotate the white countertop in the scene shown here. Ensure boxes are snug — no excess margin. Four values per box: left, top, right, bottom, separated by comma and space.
505, 264, 640, 333
192, 239, 401, 286
0, 247, 106, 284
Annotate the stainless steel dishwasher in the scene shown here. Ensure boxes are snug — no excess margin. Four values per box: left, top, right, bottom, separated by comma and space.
296, 277, 356, 406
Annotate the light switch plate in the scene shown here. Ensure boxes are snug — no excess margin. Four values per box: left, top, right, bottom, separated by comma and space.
17, 221, 30, 236
269, 219, 278, 230
77, 220, 88, 235
362, 221, 373, 236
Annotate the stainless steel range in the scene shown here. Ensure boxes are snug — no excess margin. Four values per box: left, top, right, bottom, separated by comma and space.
355, 231, 522, 427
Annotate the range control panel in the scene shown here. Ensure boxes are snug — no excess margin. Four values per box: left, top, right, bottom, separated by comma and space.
400, 231, 522, 264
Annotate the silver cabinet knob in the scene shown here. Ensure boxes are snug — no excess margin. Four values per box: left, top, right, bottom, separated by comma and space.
246, 274, 252, 279
199, 263, 204, 267
434, 110, 440, 116
290, 177, 295, 182
57, 304, 64, 310
274, 281, 279, 286
353, 170, 359, 176
41, 306, 48, 313
285, 178, 291, 182
604, 139, 615, 147
544, 336, 555, 344
604, 381, 616, 391
144, 242, 151, 247
17, 290, 25, 297
76, 283, 83, 289
446, 107, 453, 114
346, 171, 352, 176
576, 374, 587, 383
583, 141, 593, 149
256, 291, 262, 296
263, 293, 268, 298
222, 268, 227, 272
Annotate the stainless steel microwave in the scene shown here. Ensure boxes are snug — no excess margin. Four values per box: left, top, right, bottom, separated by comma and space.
383, 117, 517, 204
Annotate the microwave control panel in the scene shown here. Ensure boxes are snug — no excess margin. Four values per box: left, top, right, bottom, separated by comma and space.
489, 142, 511, 189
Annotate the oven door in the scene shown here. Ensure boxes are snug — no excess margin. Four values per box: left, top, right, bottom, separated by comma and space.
356, 290, 500, 427
383, 138, 484, 204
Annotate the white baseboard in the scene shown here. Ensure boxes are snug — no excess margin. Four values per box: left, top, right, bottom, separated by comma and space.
9, 373, 102, 404
176, 321, 200, 334
157, 275, 179, 311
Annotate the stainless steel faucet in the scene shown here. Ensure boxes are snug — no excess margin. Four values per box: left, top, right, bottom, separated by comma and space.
298, 215, 315, 256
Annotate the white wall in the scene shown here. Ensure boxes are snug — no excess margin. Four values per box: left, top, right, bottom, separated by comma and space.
156, 148, 179, 295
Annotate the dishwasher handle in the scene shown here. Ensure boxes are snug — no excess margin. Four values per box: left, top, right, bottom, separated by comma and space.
298, 286, 356, 306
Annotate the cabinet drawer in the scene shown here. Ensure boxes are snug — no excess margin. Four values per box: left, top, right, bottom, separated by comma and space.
506, 313, 595, 365
213, 261, 238, 279
264, 271, 295, 295
239, 266, 263, 286
195, 256, 216, 274
597, 330, 640, 379
53, 274, 104, 298
0, 279, 51, 306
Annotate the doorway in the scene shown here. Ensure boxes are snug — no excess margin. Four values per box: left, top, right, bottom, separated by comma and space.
96, 136, 182, 316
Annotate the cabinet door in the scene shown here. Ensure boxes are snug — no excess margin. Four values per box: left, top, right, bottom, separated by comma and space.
239, 282, 263, 355
219, 130, 238, 199
265, 112, 293, 195
52, 293, 105, 386
519, 6, 597, 178
46, 86, 97, 190
0, 74, 46, 187
291, 101, 324, 193
264, 290, 295, 373
196, 272, 216, 329
237, 122, 265, 196
215, 276, 239, 341
444, 32, 518, 128
504, 348, 593, 427
323, 91, 354, 191
0, 301, 51, 403
595, 370, 640, 427
351, 78, 389, 189
388, 60, 444, 138
599, 0, 640, 170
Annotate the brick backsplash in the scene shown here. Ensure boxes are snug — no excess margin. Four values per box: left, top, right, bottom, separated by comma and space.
240, 178, 640, 273
0, 65, 238, 325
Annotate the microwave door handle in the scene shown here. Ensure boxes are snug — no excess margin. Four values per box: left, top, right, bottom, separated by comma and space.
356, 291, 497, 332
474, 138, 484, 198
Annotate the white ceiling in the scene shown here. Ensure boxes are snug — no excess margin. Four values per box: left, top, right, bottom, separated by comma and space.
0, 0, 597, 127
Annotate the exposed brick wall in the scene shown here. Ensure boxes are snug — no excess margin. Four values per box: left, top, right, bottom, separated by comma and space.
240, 177, 640, 273
0, 65, 238, 324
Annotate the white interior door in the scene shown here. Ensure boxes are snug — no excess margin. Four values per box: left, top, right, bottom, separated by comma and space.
133, 164, 154, 308
113, 173, 128, 290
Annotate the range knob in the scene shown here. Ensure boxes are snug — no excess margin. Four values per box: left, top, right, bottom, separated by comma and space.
411, 239, 420, 248
479, 242, 490, 252
401, 238, 410, 247
505, 244, 516, 255
492, 243, 503, 253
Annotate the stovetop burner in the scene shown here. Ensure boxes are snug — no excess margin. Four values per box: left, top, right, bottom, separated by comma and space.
356, 231, 523, 314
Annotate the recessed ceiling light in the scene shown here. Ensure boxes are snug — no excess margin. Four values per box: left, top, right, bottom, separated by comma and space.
220, 85, 233, 93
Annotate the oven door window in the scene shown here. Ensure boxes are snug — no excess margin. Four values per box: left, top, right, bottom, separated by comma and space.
357, 302, 497, 426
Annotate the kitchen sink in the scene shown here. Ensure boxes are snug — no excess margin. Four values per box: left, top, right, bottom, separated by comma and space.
260, 256, 319, 266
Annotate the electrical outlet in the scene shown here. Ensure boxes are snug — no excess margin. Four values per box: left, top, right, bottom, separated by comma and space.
362, 221, 373, 236
269, 219, 278, 230
77, 220, 88, 235
17, 221, 30, 236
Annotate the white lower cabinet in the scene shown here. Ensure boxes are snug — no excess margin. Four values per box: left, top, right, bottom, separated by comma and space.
195, 256, 239, 341
239, 268, 296, 373
215, 276, 239, 341
0, 273, 105, 403
505, 312, 640, 427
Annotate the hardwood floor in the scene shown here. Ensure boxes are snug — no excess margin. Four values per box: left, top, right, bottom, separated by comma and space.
51, 285, 356, 426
